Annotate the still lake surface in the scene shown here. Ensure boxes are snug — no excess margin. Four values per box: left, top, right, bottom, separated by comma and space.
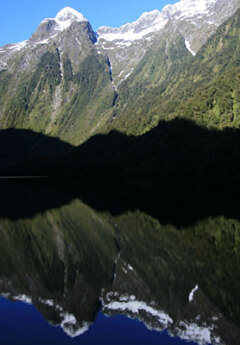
0, 180, 239, 345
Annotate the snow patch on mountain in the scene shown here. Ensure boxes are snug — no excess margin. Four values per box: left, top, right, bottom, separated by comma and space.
97, 10, 169, 45
185, 39, 196, 55
36, 38, 50, 45
7, 41, 27, 52
122, 68, 134, 82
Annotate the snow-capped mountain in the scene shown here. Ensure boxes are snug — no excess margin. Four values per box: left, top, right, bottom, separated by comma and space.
0, 7, 114, 144
97, 10, 169, 44
0, 7, 95, 73
97, 0, 219, 46
37, 7, 88, 37
54, 7, 87, 24
0, 0, 240, 144
1, 0, 239, 79
97, 0, 240, 85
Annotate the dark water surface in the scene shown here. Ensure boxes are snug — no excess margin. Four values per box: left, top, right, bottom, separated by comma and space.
0, 180, 239, 345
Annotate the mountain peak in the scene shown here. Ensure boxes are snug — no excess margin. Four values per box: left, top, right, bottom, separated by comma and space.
38, 7, 88, 33
138, 9, 161, 20
55, 7, 87, 23
162, 0, 217, 19
97, 0, 218, 45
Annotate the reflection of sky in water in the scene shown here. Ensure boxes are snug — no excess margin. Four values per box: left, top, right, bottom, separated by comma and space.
0, 298, 201, 345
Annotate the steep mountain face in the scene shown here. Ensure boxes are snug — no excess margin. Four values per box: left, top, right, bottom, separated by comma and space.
0, 8, 115, 144
0, 0, 240, 145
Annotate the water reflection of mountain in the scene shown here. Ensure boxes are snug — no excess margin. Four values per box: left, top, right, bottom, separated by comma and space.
0, 185, 239, 345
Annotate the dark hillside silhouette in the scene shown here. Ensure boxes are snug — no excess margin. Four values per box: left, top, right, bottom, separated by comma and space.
0, 128, 73, 168
1, 118, 240, 226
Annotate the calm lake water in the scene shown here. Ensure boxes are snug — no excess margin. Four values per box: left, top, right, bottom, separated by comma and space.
0, 180, 239, 345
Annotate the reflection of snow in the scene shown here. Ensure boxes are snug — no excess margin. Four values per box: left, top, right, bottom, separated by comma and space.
60, 312, 90, 338
39, 298, 54, 307
103, 299, 173, 327
13, 294, 32, 304
172, 320, 222, 345
176, 321, 211, 344
102, 281, 223, 345
189, 284, 199, 302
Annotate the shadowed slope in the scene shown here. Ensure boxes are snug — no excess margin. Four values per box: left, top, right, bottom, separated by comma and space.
1, 118, 240, 227
0, 128, 73, 168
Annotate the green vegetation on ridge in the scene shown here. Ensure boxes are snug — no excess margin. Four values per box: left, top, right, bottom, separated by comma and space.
107, 8, 240, 136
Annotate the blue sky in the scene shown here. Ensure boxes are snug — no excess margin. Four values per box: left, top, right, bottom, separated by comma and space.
0, 0, 177, 46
